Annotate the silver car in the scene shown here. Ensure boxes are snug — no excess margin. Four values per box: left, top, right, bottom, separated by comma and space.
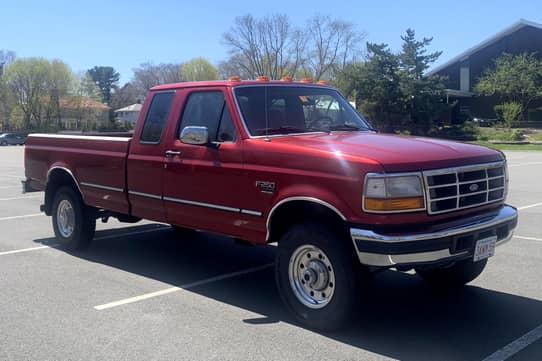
0, 133, 26, 146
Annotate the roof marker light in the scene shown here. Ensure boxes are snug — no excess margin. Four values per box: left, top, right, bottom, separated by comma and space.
300, 77, 313, 83
256, 75, 270, 81
280, 76, 293, 82
316, 80, 328, 85
228, 76, 241, 82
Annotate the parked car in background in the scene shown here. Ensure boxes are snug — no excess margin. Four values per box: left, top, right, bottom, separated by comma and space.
0, 133, 26, 146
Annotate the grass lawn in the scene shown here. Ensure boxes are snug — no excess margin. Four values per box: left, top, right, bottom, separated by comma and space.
477, 127, 542, 142
472, 141, 542, 151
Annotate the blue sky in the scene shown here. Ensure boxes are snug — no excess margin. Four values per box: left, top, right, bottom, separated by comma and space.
1, 0, 540, 84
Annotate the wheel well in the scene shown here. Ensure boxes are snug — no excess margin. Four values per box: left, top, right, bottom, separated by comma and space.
267, 200, 347, 243
44, 168, 81, 216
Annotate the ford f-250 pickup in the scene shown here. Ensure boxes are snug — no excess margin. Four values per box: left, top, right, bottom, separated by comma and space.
23, 78, 518, 330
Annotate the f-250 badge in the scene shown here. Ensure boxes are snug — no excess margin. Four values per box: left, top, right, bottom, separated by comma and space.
255, 181, 276, 194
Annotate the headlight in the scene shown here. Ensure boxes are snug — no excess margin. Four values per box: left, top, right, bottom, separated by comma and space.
363, 173, 425, 213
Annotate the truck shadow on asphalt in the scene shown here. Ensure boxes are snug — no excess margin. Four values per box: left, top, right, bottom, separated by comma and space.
34, 224, 541, 361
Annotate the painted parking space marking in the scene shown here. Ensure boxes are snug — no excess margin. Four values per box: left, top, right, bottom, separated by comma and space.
509, 162, 542, 167
0, 245, 53, 256
518, 202, 542, 211
482, 323, 542, 361
94, 263, 274, 310
0, 226, 168, 256
0, 185, 24, 189
515, 235, 542, 242
0, 213, 44, 221
0, 195, 42, 201
0, 174, 23, 179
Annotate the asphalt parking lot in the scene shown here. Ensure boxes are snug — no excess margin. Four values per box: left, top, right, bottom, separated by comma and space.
1, 146, 541, 361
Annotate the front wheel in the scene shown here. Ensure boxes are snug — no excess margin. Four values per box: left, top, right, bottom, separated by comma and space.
415, 258, 488, 288
52, 186, 96, 251
275, 223, 365, 331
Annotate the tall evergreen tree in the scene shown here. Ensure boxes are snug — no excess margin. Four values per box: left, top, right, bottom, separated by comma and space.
87, 66, 120, 105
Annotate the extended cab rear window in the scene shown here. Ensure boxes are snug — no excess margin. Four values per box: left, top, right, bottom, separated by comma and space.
140, 92, 175, 143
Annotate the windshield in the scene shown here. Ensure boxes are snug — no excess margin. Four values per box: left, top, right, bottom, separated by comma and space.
234, 86, 372, 136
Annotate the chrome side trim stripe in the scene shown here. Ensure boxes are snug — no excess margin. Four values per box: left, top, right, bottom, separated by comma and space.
126, 191, 262, 216
81, 182, 124, 193
163, 196, 240, 213
128, 190, 162, 200
241, 209, 263, 216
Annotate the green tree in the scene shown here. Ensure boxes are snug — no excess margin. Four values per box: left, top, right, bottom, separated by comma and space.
336, 30, 448, 135
45, 60, 73, 129
4, 57, 50, 129
475, 53, 542, 120
337, 43, 403, 132
70, 73, 104, 130
87, 66, 120, 104
181, 58, 218, 81
398, 29, 447, 134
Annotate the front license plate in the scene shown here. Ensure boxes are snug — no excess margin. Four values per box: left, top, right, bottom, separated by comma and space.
473, 236, 497, 262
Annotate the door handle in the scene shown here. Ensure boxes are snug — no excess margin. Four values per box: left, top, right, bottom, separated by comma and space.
165, 150, 181, 158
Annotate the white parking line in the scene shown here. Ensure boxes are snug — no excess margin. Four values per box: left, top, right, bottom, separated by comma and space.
0, 174, 22, 179
0, 213, 44, 221
509, 162, 542, 167
0, 245, 53, 256
482, 323, 542, 361
94, 263, 274, 310
0, 195, 41, 201
515, 235, 542, 242
0, 226, 169, 256
518, 202, 542, 211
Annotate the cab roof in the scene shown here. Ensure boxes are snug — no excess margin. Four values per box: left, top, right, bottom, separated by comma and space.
150, 80, 333, 91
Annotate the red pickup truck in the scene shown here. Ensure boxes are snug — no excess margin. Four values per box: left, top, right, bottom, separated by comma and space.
23, 79, 518, 330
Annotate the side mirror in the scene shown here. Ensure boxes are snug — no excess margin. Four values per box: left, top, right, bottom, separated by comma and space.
180, 126, 209, 145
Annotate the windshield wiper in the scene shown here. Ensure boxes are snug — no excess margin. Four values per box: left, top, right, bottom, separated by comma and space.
328, 124, 363, 131
256, 126, 306, 135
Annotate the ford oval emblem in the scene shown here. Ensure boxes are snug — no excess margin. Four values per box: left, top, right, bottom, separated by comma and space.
469, 183, 479, 192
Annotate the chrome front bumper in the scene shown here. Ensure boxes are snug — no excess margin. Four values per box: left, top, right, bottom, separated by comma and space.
350, 205, 518, 267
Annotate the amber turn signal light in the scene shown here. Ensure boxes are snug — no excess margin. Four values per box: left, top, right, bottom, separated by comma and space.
364, 197, 424, 212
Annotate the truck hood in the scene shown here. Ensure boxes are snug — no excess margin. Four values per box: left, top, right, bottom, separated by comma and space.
270, 132, 504, 172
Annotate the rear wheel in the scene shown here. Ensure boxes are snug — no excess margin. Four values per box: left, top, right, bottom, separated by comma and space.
415, 258, 488, 288
275, 223, 365, 331
1, 141, 7, 146
52, 186, 96, 251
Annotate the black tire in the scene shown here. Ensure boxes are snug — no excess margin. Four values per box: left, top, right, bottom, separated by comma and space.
1, 141, 7, 146
51, 186, 96, 251
275, 223, 365, 331
416, 258, 488, 288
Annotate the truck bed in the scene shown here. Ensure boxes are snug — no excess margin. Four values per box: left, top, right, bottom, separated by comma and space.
25, 133, 132, 214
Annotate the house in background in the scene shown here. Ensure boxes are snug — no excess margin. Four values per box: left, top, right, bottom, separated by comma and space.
428, 19, 542, 123
114, 104, 142, 126
59, 96, 109, 130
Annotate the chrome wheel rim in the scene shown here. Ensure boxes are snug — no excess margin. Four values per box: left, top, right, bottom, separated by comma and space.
288, 244, 335, 309
57, 199, 75, 238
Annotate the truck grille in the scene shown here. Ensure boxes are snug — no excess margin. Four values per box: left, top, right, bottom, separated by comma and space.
423, 161, 507, 215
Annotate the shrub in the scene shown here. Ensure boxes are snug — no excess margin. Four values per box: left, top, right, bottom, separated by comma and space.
494, 102, 522, 127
